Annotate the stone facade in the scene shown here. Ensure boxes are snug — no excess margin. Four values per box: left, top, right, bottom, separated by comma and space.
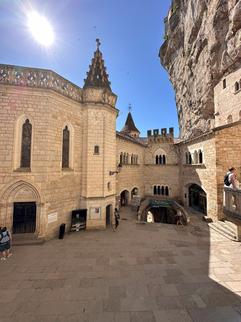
1, 38, 241, 239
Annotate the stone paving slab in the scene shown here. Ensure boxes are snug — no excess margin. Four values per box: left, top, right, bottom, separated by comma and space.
1, 207, 241, 321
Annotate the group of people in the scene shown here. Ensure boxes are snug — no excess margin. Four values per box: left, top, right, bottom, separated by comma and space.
224, 167, 240, 190
0, 226, 12, 261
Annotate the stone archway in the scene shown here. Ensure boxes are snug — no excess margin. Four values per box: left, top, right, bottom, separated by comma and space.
0, 180, 43, 236
120, 190, 129, 206
188, 183, 207, 214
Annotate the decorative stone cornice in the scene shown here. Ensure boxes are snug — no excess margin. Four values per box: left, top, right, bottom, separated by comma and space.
82, 87, 117, 108
0, 64, 82, 102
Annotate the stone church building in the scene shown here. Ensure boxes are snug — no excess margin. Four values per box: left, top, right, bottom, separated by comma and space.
0, 40, 241, 239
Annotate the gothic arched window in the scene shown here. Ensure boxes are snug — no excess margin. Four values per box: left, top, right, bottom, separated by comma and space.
198, 150, 203, 164
20, 119, 32, 168
156, 155, 159, 164
165, 186, 169, 196
62, 126, 70, 168
154, 186, 157, 195
161, 186, 165, 195
163, 155, 166, 165
158, 186, 161, 195
159, 155, 163, 164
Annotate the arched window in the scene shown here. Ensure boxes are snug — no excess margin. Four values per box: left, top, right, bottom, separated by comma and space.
154, 186, 157, 195
198, 150, 203, 164
188, 152, 192, 165
227, 115, 233, 124
120, 153, 123, 165
163, 155, 166, 165
159, 155, 163, 164
165, 186, 169, 196
156, 155, 159, 164
235, 81, 240, 92
161, 186, 165, 195
126, 153, 129, 164
20, 119, 32, 168
158, 186, 161, 195
193, 151, 198, 164
185, 152, 189, 164
62, 126, 70, 168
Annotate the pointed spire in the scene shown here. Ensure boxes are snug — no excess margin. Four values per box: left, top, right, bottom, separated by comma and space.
83, 39, 112, 91
121, 111, 140, 137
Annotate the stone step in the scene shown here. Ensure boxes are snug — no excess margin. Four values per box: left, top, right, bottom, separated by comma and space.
208, 222, 237, 241
218, 220, 237, 236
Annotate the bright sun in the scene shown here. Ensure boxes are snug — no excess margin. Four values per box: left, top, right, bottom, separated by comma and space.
27, 11, 54, 47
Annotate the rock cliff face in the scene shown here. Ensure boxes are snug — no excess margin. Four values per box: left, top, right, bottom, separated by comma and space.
160, 0, 241, 140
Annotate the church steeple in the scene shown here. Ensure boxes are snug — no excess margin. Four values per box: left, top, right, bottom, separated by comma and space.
83, 39, 112, 91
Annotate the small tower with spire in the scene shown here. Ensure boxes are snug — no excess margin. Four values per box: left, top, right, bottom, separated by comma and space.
121, 107, 140, 138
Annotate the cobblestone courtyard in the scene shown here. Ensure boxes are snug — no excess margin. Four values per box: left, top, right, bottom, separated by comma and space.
1, 207, 241, 322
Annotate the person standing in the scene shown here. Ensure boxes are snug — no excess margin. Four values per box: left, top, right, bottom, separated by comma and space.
114, 208, 120, 230
0, 227, 12, 261
224, 167, 240, 190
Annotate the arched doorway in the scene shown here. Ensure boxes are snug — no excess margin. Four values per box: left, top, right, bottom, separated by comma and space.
120, 190, 129, 206
189, 184, 207, 214
131, 187, 138, 199
106, 204, 112, 227
0, 180, 41, 236
148, 207, 177, 224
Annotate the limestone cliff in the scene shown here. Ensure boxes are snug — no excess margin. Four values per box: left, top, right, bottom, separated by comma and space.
160, 0, 241, 140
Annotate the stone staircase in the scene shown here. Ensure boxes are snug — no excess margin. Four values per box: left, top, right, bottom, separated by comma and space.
208, 220, 238, 241
12, 233, 45, 246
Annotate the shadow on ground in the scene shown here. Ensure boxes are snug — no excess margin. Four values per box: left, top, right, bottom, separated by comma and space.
1, 207, 241, 322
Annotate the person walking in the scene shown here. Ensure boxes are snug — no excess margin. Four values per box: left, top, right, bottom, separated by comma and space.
0, 227, 12, 261
176, 210, 184, 227
114, 208, 120, 230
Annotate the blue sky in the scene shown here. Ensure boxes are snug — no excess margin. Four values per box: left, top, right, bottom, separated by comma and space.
0, 0, 178, 137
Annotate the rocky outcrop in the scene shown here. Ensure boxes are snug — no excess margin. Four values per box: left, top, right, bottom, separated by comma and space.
160, 0, 241, 140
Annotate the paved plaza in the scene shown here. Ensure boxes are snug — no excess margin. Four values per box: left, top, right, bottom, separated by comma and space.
1, 207, 241, 322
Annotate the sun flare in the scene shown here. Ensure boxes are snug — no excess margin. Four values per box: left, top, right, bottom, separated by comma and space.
27, 11, 54, 47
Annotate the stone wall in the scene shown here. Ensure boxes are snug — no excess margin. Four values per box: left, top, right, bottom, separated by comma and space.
214, 69, 241, 127
0, 85, 83, 238
215, 122, 241, 217
116, 135, 145, 202
178, 134, 218, 219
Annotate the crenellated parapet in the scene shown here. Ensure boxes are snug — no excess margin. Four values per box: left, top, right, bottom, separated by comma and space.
0, 64, 82, 102
147, 127, 174, 143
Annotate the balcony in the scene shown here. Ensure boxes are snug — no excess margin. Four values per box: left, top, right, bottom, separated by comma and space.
224, 187, 241, 220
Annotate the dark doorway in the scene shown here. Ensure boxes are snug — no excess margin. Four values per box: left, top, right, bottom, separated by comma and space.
120, 190, 129, 206
13, 202, 36, 234
150, 207, 177, 224
189, 184, 207, 214
106, 205, 112, 227
71, 209, 87, 231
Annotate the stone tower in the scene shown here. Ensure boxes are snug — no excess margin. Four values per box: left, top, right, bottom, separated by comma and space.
81, 39, 118, 229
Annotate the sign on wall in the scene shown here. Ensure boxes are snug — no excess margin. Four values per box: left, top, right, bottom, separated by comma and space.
48, 212, 58, 224
89, 207, 101, 220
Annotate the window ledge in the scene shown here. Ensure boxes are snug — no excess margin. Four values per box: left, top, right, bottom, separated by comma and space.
120, 164, 140, 166
183, 164, 205, 168
14, 167, 31, 172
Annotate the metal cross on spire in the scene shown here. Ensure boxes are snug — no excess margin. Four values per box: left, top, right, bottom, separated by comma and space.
96, 38, 101, 50
128, 103, 133, 112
